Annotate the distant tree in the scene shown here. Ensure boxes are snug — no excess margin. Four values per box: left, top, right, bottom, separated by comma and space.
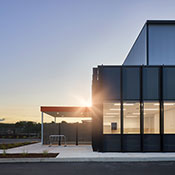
15, 121, 41, 134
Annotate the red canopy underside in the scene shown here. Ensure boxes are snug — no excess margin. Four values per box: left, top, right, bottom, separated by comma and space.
41, 106, 91, 118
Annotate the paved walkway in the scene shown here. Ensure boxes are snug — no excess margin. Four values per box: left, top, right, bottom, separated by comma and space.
1, 143, 175, 162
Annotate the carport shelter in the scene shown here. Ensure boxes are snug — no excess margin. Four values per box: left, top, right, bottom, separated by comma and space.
40, 106, 91, 145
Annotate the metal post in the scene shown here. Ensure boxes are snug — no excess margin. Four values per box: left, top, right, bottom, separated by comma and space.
160, 66, 164, 151
76, 122, 78, 146
120, 67, 123, 152
54, 117, 56, 123
140, 66, 144, 152
41, 112, 44, 144
58, 123, 61, 145
146, 23, 149, 65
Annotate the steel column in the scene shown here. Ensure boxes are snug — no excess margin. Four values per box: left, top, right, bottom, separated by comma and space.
160, 66, 164, 151
76, 122, 79, 146
140, 66, 144, 151
120, 67, 123, 151
146, 23, 149, 65
58, 123, 61, 145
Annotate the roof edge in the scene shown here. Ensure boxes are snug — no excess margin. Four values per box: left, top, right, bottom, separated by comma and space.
146, 20, 175, 24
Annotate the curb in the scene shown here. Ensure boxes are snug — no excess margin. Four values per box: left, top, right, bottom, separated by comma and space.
1, 157, 175, 163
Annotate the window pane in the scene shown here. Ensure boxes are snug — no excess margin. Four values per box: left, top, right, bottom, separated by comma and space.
164, 102, 175, 133
103, 102, 120, 134
144, 102, 160, 134
123, 102, 140, 134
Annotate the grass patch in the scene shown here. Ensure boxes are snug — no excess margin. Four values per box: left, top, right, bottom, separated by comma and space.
43, 150, 48, 156
0, 142, 38, 150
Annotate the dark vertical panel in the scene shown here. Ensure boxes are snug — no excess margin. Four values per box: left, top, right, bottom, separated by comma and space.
78, 122, 91, 144
143, 135, 161, 152
92, 68, 98, 151
61, 123, 76, 144
43, 123, 58, 144
92, 67, 103, 151
123, 67, 140, 100
99, 66, 104, 152
163, 67, 175, 100
102, 67, 121, 100
103, 135, 121, 152
142, 67, 160, 100
163, 135, 175, 151
123, 135, 141, 152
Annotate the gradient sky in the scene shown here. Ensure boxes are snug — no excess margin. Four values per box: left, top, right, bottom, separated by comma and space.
1, 0, 175, 123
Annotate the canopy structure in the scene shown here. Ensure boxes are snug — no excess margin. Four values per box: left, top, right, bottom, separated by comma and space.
41, 106, 91, 118
40, 106, 92, 144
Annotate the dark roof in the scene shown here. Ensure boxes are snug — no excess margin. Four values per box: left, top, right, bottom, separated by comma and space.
146, 20, 175, 24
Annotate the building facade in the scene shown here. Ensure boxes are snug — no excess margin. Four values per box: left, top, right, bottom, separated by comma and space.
92, 21, 175, 152
123, 20, 175, 65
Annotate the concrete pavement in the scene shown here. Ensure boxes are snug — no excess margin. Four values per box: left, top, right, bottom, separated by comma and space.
1, 143, 175, 162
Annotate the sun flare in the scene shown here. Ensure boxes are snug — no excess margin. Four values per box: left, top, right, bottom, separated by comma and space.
71, 95, 92, 107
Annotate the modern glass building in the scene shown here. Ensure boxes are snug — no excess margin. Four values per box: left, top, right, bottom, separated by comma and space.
92, 20, 175, 152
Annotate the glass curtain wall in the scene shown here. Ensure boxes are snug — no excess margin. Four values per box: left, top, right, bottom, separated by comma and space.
103, 102, 120, 134
164, 102, 175, 133
123, 102, 140, 134
144, 102, 160, 134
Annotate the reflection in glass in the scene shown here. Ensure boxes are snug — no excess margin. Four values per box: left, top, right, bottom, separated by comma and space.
103, 102, 120, 134
144, 102, 160, 134
123, 102, 140, 134
164, 102, 175, 133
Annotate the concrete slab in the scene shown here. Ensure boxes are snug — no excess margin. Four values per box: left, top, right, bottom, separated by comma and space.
1, 143, 175, 162
0, 142, 61, 154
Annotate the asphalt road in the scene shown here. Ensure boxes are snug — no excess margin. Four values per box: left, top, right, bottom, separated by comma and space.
0, 162, 175, 175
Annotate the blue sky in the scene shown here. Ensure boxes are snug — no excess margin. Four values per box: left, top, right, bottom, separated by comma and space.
1, 0, 175, 123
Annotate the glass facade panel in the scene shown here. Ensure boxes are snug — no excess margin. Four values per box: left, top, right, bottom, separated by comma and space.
163, 67, 175, 100
102, 67, 120, 100
103, 102, 120, 134
123, 67, 140, 100
123, 25, 146, 65
143, 67, 160, 100
144, 102, 160, 134
164, 102, 175, 133
149, 24, 175, 65
123, 102, 140, 134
